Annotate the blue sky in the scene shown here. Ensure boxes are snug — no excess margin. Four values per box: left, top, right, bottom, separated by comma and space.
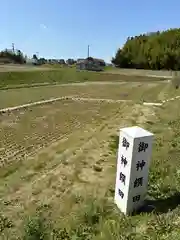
1, 0, 180, 62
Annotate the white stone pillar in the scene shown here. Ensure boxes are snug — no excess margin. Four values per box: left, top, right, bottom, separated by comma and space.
114, 126, 154, 215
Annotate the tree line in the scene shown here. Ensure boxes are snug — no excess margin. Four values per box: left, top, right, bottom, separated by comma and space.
0, 49, 26, 64
112, 28, 180, 70
0, 48, 106, 66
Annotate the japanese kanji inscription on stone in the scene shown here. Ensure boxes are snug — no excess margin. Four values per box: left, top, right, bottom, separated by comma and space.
114, 126, 154, 215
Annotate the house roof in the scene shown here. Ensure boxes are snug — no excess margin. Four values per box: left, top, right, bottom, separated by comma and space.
93, 58, 105, 63
77, 58, 105, 62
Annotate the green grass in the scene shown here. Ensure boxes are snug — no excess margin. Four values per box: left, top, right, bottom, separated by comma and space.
0, 68, 166, 89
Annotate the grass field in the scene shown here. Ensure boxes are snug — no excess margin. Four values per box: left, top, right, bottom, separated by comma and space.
104, 67, 176, 78
0, 81, 180, 109
0, 66, 168, 90
0, 68, 180, 239
0, 64, 176, 78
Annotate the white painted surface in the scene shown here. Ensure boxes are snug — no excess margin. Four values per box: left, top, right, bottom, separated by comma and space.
0, 97, 133, 114
0, 96, 75, 114
143, 102, 162, 106
0, 92, 180, 114
114, 126, 153, 215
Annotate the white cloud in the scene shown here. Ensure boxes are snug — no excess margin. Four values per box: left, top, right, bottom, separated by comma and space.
40, 24, 47, 30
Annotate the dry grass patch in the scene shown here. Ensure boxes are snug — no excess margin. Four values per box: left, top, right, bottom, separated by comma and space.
0, 100, 157, 239
0, 67, 164, 90
0, 81, 173, 109
1, 86, 180, 239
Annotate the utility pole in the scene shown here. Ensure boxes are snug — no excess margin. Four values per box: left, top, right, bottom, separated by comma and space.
87, 45, 90, 58
12, 43, 14, 52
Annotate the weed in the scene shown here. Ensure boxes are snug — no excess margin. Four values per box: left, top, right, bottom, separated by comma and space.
109, 135, 119, 154
0, 214, 13, 233
23, 213, 50, 240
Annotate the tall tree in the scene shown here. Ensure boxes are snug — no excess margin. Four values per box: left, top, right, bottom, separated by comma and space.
112, 28, 180, 70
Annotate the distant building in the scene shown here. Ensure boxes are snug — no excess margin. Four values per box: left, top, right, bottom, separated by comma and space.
76, 57, 104, 71
77, 58, 105, 66
51, 59, 57, 64
77, 58, 85, 64
93, 58, 106, 67
27, 58, 38, 65
59, 59, 65, 64
66, 59, 75, 65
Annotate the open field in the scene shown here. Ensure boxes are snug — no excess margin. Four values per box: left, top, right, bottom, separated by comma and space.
0, 67, 168, 90
1, 70, 180, 238
0, 99, 133, 238
0, 81, 180, 109
0, 64, 178, 78
105, 67, 179, 78
105, 68, 175, 78
0, 82, 164, 108
1, 94, 180, 239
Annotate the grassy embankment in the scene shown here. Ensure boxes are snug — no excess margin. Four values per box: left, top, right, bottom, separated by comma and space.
0, 67, 166, 90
